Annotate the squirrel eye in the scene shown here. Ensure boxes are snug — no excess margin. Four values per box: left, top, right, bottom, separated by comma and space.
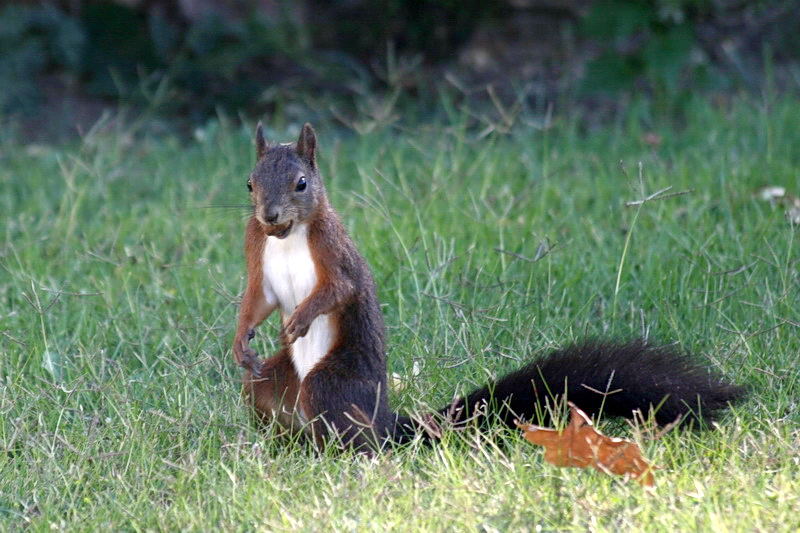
295, 176, 307, 192
246, 179, 252, 192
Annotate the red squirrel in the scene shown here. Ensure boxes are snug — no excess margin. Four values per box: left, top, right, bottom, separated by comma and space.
232, 123, 745, 451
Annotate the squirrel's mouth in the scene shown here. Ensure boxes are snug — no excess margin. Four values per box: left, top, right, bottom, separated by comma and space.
266, 220, 293, 239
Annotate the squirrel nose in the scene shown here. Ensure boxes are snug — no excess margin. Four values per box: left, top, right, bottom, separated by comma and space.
265, 205, 280, 224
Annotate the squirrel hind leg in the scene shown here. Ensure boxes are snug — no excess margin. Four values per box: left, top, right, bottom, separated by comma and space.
242, 349, 303, 432
299, 368, 395, 453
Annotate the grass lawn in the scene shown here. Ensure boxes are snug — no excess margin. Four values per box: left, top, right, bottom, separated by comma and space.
1, 94, 799, 531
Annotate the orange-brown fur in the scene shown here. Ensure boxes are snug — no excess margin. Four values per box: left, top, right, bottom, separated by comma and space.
232, 217, 273, 368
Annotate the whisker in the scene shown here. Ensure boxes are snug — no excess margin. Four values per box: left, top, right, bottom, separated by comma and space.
196, 204, 253, 210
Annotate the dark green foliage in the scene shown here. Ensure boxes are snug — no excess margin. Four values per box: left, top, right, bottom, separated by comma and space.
0, 4, 85, 111
0, 1, 312, 118
0, 0, 796, 131
81, 2, 159, 96
580, 0, 703, 95
307, 0, 499, 62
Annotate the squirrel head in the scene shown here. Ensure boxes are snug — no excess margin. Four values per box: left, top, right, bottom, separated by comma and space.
248, 122, 325, 238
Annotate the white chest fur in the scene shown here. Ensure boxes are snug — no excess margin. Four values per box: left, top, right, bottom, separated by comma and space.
262, 223, 334, 381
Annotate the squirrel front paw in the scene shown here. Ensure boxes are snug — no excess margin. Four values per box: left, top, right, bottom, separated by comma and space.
234, 333, 264, 376
239, 346, 265, 377
283, 311, 312, 345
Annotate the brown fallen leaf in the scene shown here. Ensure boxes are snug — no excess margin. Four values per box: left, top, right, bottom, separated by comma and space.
515, 402, 657, 486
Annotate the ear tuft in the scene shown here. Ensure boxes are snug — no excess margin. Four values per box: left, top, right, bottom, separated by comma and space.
296, 123, 317, 169
255, 122, 267, 160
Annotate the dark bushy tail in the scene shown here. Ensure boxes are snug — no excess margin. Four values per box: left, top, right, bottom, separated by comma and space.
444, 339, 745, 429
391, 340, 745, 443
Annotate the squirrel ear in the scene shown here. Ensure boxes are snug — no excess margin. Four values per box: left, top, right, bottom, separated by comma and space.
255, 122, 267, 160
296, 123, 317, 169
